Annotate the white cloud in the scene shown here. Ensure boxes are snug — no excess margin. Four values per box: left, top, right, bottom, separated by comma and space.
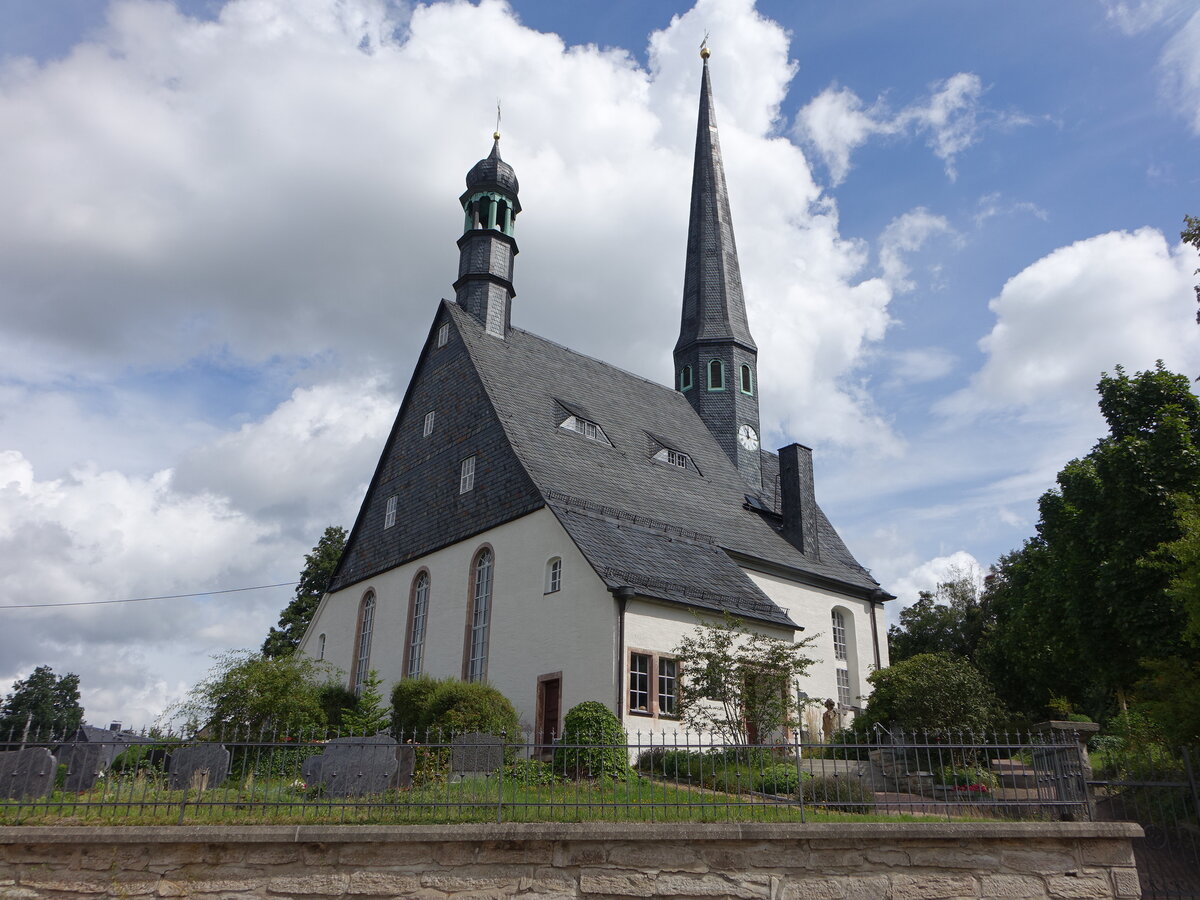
1100, 0, 1192, 35
878, 207, 955, 293
795, 72, 1011, 184
887, 348, 957, 387
1161, 10, 1200, 133
942, 227, 1199, 418
973, 192, 1048, 227
890, 550, 984, 609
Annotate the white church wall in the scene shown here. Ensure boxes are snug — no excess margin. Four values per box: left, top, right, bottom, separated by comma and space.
744, 569, 884, 726
300, 507, 616, 736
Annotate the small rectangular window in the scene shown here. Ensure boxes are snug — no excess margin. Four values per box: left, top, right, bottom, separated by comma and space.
629, 653, 651, 713
459, 456, 476, 494
546, 558, 562, 594
836, 668, 851, 708
652, 447, 692, 470
437, 323, 449, 347
559, 414, 612, 447
423, 410, 435, 437
384, 495, 397, 528
658, 658, 678, 718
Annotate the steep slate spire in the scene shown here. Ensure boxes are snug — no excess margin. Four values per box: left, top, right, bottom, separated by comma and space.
674, 48, 762, 489
454, 133, 521, 338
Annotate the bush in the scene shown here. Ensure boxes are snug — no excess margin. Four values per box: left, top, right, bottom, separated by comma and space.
503, 758, 562, 786
799, 775, 875, 812
317, 682, 358, 731
554, 701, 628, 780
859, 653, 1004, 734
390, 677, 518, 738
934, 765, 1000, 793
755, 763, 803, 795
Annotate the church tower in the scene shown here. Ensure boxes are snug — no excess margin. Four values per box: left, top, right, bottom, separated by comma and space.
674, 48, 762, 489
454, 134, 521, 338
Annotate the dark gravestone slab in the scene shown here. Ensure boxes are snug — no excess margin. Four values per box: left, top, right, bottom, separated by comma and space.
311, 735, 400, 798
450, 732, 504, 778
58, 743, 109, 792
396, 744, 415, 790
168, 744, 230, 791
301, 753, 324, 785
0, 748, 56, 799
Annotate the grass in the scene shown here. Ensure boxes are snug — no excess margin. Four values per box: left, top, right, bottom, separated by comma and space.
0, 771, 931, 826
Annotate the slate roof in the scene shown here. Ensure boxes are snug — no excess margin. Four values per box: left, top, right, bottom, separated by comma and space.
445, 301, 886, 628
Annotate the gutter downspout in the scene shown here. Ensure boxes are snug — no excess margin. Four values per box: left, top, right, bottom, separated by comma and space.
868, 590, 884, 670
612, 587, 634, 719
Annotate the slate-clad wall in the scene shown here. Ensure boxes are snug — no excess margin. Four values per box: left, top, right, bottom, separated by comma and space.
330, 306, 543, 593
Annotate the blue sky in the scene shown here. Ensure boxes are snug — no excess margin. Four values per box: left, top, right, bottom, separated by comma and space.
1, 0, 1197, 726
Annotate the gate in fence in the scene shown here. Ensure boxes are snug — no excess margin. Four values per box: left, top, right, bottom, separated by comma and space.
1091, 746, 1200, 900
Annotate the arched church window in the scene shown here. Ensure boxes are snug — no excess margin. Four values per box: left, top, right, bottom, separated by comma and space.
708, 359, 725, 391
407, 571, 430, 678
832, 609, 847, 661
465, 548, 493, 682
353, 591, 376, 693
740, 364, 753, 395
545, 557, 562, 594
679, 366, 693, 391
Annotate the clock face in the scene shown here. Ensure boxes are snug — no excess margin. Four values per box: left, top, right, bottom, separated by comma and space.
738, 424, 759, 451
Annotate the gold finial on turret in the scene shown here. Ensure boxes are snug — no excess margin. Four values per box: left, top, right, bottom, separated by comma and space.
700, 33, 710, 59
494, 100, 501, 141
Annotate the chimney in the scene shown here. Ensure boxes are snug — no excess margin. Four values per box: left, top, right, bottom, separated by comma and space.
109, 722, 122, 732
779, 443, 819, 558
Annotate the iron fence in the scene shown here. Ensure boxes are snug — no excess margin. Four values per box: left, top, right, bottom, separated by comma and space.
0, 725, 1097, 825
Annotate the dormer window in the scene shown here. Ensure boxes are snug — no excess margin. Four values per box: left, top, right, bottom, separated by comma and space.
559, 414, 612, 447
653, 447, 693, 470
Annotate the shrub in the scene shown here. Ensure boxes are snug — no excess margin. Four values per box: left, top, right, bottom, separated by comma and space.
391, 676, 442, 735
317, 682, 358, 731
934, 765, 1000, 793
423, 680, 519, 737
554, 701, 628, 780
799, 775, 874, 812
755, 763, 803, 794
503, 758, 562, 786
859, 652, 1004, 734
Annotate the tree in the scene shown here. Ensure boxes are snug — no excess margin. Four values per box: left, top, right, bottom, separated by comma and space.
888, 568, 990, 664
857, 653, 1004, 734
1184, 215, 1199, 323
977, 364, 1200, 720
0, 666, 84, 738
673, 613, 815, 745
174, 651, 337, 735
340, 670, 391, 735
262, 525, 346, 658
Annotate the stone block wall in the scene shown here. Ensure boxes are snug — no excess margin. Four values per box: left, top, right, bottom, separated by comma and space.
0, 821, 1142, 899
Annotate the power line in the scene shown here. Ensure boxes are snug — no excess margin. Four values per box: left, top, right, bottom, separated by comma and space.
0, 582, 298, 610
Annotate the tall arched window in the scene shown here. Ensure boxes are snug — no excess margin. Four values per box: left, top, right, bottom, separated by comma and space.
679, 365, 693, 392
740, 364, 753, 395
465, 548, 494, 682
353, 592, 376, 693
407, 571, 430, 678
708, 359, 725, 391
831, 609, 847, 661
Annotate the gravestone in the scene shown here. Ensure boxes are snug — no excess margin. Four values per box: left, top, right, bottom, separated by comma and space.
168, 744, 230, 791
396, 744, 415, 790
57, 743, 109, 792
309, 735, 400, 798
450, 732, 504, 779
0, 747, 57, 800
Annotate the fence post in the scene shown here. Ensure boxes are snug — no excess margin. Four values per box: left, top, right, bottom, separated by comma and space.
1184, 747, 1200, 830
497, 730, 506, 824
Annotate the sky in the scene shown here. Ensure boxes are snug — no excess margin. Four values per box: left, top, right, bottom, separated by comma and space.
1, 0, 1198, 729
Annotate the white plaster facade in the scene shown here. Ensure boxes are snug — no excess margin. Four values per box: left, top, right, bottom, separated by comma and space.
302, 508, 884, 741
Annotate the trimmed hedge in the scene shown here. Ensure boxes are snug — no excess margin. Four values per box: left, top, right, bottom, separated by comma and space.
554, 701, 628, 780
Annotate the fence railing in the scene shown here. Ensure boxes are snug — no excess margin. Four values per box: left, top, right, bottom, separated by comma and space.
0, 725, 1106, 825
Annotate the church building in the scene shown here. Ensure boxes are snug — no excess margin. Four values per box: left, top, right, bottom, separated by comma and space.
299, 51, 892, 741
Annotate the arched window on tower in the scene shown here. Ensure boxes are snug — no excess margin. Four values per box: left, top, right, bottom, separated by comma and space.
465, 548, 494, 682
679, 366, 693, 392
353, 592, 376, 694
708, 359, 725, 391
740, 364, 753, 395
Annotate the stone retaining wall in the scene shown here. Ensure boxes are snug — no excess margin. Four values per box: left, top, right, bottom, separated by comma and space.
0, 822, 1143, 899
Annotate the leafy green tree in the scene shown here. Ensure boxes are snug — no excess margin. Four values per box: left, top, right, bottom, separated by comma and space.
888, 569, 990, 664
674, 613, 815, 745
389, 677, 519, 737
340, 670, 392, 735
1184, 214, 1199, 323
0, 666, 84, 738
174, 651, 336, 735
978, 364, 1200, 720
262, 525, 346, 658
858, 653, 1004, 734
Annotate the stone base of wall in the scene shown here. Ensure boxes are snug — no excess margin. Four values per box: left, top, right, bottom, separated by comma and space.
0, 822, 1143, 899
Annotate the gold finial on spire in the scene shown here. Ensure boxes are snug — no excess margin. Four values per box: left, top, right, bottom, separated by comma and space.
700, 33, 710, 59
494, 100, 501, 141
